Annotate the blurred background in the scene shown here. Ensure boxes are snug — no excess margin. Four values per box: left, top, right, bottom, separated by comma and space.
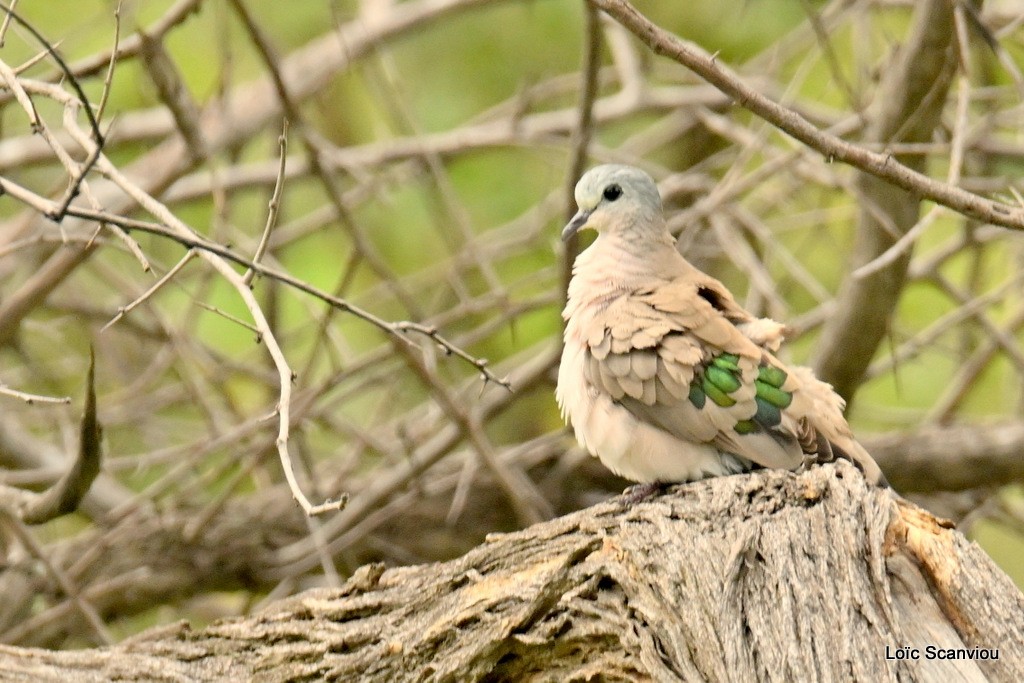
1, 0, 1023, 648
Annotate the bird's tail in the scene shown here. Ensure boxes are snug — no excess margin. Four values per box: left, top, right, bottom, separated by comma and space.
830, 436, 889, 488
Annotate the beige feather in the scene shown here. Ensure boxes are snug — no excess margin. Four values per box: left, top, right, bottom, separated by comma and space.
556, 164, 887, 486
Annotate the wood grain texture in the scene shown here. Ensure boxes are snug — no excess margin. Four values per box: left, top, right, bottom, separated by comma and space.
1, 461, 1020, 682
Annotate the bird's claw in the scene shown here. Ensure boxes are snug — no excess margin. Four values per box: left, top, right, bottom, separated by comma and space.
621, 481, 668, 504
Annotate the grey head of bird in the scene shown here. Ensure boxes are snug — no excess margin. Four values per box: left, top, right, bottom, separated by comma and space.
562, 164, 664, 242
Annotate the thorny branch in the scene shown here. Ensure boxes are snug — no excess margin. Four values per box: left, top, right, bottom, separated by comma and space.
0, 350, 101, 524
2, 0, 1024, 652
0, 1, 511, 519
0, 181, 514, 391
588, 0, 1024, 231
561, 0, 602, 294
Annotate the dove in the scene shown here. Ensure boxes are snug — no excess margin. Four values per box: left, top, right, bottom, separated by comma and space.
556, 164, 887, 486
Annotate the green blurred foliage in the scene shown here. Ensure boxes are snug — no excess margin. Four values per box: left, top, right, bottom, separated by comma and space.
2, 1, 1023, 643
2, 0, 1016, 466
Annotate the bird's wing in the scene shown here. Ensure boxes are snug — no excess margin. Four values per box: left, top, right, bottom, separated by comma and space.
581, 273, 886, 484
581, 274, 805, 472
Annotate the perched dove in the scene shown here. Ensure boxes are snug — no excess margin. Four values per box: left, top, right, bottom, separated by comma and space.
557, 164, 887, 486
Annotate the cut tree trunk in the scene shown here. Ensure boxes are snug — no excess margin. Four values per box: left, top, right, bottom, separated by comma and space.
1, 461, 1021, 682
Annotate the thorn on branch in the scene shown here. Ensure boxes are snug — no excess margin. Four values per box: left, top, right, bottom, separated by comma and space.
54, 203, 516, 391
0, 383, 71, 404
54, 144, 106, 221
8, 348, 102, 524
305, 493, 349, 516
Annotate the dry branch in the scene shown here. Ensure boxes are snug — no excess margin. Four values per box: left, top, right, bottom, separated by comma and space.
3, 0, 1024, 656
3, 412, 1023, 649
588, 0, 1024, 231
814, 0, 958, 401
868, 421, 1024, 493
0, 350, 101, 524
0, 463, 1020, 681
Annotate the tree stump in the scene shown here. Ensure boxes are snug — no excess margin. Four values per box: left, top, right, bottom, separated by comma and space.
1, 461, 1021, 682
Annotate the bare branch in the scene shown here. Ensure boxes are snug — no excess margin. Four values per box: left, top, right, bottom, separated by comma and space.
561, 1, 602, 292
813, 0, 957, 401
0, 386, 70, 405
1, 0, 1023, 653
243, 119, 289, 287
0, 178, 512, 389
0, 351, 101, 525
137, 28, 207, 162
587, 0, 1024, 231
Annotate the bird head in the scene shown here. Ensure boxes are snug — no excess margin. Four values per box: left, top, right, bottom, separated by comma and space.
562, 164, 663, 241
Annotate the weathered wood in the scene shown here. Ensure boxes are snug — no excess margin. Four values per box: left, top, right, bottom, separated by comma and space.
1, 461, 1020, 682
4, 423, 1020, 650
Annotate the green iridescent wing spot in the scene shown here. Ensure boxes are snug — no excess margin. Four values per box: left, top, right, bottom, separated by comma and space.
753, 396, 782, 427
734, 375, 793, 433
688, 383, 706, 409
694, 356, 793, 423
729, 364, 794, 435
700, 353, 743, 407
757, 365, 787, 388
702, 374, 736, 407
705, 364, 741, 393
754, 380, 792, 409
734, 419, 757, 434
712, 353, 740, 372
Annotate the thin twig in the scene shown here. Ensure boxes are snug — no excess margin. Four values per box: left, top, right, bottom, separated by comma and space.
0, 0, 16, 46
244, 119, 289, 287
102, 251, 197, 332
0, 385, 71, 405
4, 186, 514, 389
562, 0, 603, 295
0, 513, 114, 645
588, 0, 1024, 231
853, 12, 974, 280
95, 1, 121, 125
0, 3, 104, 143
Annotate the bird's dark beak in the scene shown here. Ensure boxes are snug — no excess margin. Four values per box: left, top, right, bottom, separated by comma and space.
561, 209, 591, 241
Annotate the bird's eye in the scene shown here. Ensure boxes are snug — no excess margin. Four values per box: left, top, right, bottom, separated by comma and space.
603, 184, 623, 202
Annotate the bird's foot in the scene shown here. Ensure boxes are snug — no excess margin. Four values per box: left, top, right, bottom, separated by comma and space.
621, 481, 668, 504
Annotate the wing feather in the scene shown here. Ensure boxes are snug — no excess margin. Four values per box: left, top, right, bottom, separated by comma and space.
577, 272, 883, 483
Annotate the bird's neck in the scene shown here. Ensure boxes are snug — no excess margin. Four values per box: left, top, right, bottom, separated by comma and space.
565, 229, 688, 313
580, 228, 683, 276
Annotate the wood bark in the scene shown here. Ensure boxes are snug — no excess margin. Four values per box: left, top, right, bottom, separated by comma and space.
4, 422, 1019, 651
1, 461, 1020, 682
